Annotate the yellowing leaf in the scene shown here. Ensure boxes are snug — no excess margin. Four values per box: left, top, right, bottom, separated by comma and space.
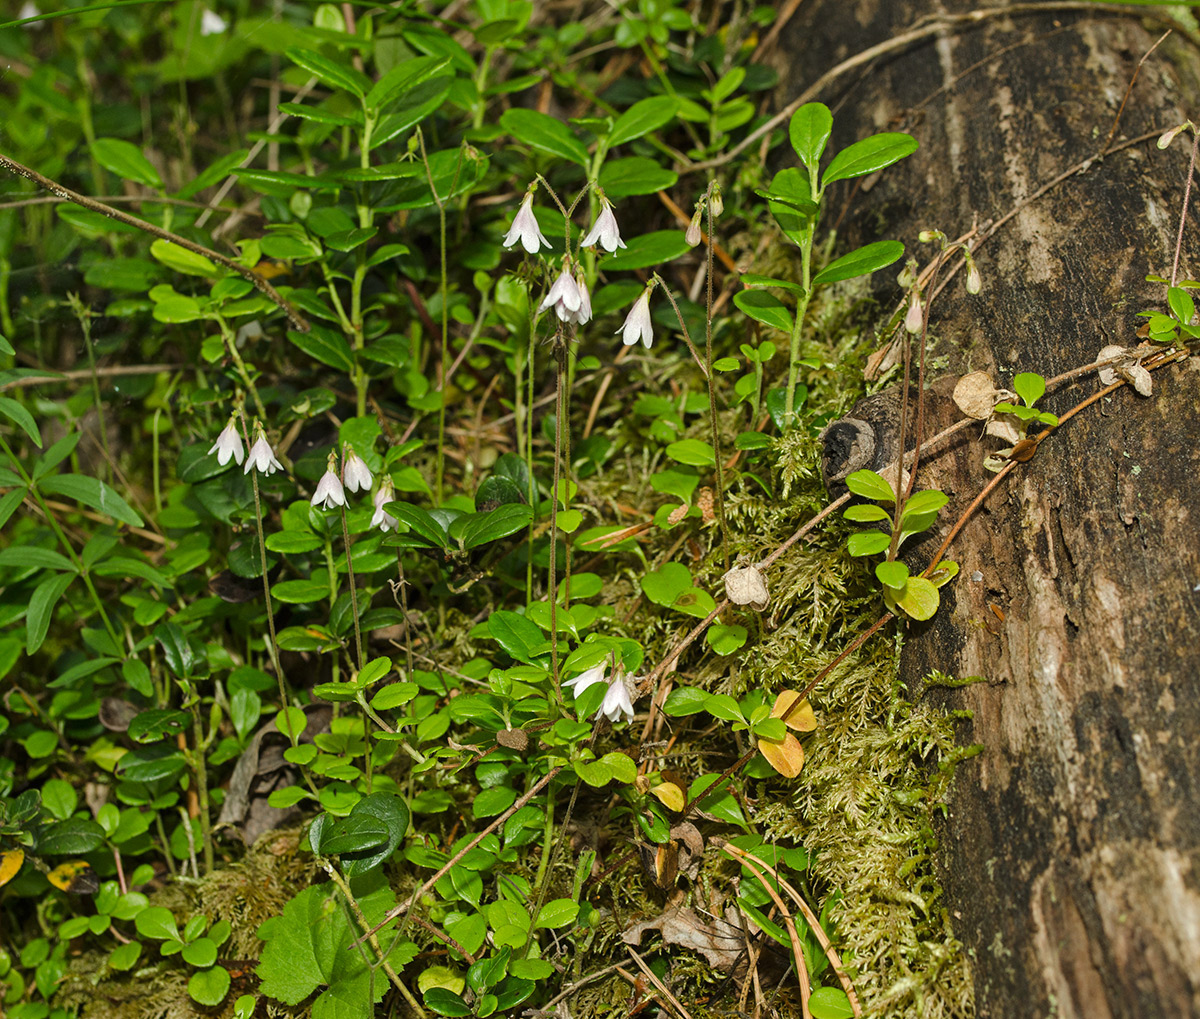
757, 733, 805, 778
772, 690, 817, 732
650, 782, 685, 812
47, 860, 99, 894
0, 849, 24, 887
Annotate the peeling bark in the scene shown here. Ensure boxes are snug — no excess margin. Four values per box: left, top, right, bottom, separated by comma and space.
780, 3, 1200, 1017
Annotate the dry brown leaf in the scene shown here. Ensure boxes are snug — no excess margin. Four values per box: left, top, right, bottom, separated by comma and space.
622, 905, 745, 970
1126, 363, 1153, 396
1097, 344, 1126, 386
984, 416, 1022, 444
952, 371, 999, 419
724, 564, 769, 611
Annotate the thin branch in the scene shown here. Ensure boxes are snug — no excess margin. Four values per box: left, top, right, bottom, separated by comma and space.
0, 152, 309, 333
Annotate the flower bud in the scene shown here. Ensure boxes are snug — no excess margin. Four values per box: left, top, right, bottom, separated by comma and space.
709, 187, 723, 218
1158, 122, 1192, 150
966, 260, 982, 295
686, 211, 703, 247
905, 291, 924, 333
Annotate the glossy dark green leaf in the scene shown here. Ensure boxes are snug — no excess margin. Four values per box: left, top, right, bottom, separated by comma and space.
92, 138, 163, 189
37, 474, 143, 526
608, 95, 679, 147
26, 573, 74, 655
822, 132, 918, 186
318, 813, 390, 857
0, 396, 42, 447
602, 230, 691, 271
733, 290, 794, 332
811, 240, 904, 287
499, 108, 588, 166
127, 710, 190, 744
789, 102, 833, 172
459, 504, 533, 549
287, 325, 355, 373
487, 610, 547, 664
286, 47, 370, 98
598, 156, 678, 198
36, 817, 106, 855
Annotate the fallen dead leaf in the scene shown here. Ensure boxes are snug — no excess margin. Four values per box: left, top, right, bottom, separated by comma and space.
623, 904, 745, 970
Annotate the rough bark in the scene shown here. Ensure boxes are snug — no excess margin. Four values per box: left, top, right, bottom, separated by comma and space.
779, 4, 1200, 1017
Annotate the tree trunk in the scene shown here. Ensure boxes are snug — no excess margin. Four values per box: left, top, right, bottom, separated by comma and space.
779, 4, 1200, 1017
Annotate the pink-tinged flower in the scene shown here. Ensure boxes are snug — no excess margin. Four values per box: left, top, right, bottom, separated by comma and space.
574, 272, 592, 325
342, 446, 373, 494
905, 291, 924, 334
617, 289, 654, 348
581, 199, 626, 253
244, 422, 282, 476
564, 661, 636, 724
966, 261, 982, 295
686, 211, 703, 247
200, 7, 227, 34
208, 415, 244, 467
539, 264, 585, 323
502, 191, 550, 254
311, 453, 346, 510
371, 478, 398, 532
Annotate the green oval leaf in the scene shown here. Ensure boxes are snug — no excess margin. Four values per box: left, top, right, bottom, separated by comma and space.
874, 560, 909, 590
487, 610, 548, 664
187, 965, 231, 1008
789, 102, 833, 172
0, 397, 42, 448
459, 504, 533, 549
288, 325, 355, 373
534, 898, 580, 930
319, 814, 391, 857
135, 906, 181, 943
182, 937, 218, 968
285, 46, 370, 98
37, 473, 143, 526
822, 132, 918, 186
499, 108, 588, 167
706, 623, 748, 656
891, 575, 940, 621
608, 95, 680, 147
665, 439, 715, 467
811, 240, 904, 288
847, 531, 891, 557
149, 239, 219, 278
598, 156, 678, 198
1013, 372, 1046, 408
844, 469, 895, 503
92, 138, 163, 189
809, 986, 855, 1019
733, 290, 794, 332
601, 230, 691, 271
